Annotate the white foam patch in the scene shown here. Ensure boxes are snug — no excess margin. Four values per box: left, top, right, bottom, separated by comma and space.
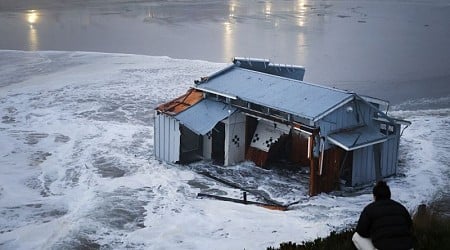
0, 50, 448, 249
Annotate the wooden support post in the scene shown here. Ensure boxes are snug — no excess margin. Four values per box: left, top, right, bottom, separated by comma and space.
309, 134, 317, 196
243, 191, 247, 203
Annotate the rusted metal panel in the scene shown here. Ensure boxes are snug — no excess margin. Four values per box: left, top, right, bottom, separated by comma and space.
155, 88, 203, 116
316, 147, 346, 193
289, 131, 310, 166
246, 146, 269, 167
309, 133, 318, 196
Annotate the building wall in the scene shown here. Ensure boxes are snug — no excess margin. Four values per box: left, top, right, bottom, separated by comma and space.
380, 123, 401, 177
154, 112, 180, 163
352, 145, 377, 186
351, 130, 400, 186
381, 136, 399, 177
319, 100, 371, 150
318, 99, 402, 186
223, 112, 246, 166
320, 100, 376, 134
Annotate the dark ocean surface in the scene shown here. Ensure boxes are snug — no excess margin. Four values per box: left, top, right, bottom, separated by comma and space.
1, 0, 449, 104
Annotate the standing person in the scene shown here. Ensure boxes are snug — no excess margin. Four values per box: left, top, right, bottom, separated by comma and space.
352, 181, 413, 250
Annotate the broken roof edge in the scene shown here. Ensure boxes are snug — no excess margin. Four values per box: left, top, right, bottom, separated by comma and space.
360, 95, 390, 108
194, 86, 237, 100
155, 88, 204, 116
194, 63, 235, 84
354, 94, 398, 125
327, 133, 388, 151
174, 99, 237, 135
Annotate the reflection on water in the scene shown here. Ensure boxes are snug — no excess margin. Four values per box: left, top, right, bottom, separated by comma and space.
296, 0, 308, 64
0, 0, 448, 104
5, 0, 318, 63
221, 0, 312, 62
28, 28, 39, 51
223, 0, 237, 61
27, 10, 38, 24
296, 0, 308, 27
26, 10, 39, 51
264, 2, 272, 17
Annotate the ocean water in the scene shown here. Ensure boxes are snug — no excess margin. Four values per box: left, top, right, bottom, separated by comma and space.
0, 51, 448, 249
0, 0, 449, 248
0, 0, 449, 103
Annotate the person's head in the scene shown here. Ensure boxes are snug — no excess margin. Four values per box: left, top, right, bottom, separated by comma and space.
373, 181, 391, 201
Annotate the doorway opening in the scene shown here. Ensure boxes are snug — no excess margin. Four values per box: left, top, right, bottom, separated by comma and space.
211, 122, 225, 165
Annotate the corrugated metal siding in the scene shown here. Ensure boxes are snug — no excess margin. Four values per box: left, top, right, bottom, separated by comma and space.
352, 145, 376, 186
154, 112, 180, 163
320, 100, 363, 150
356, 99, 375, 125
319, 101, 360, 137
352, 134, 399, 186
380, 132, 400, 176
154, 111, 160, 159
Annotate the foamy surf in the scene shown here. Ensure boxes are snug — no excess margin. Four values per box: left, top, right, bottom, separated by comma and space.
0, 50, 448, 249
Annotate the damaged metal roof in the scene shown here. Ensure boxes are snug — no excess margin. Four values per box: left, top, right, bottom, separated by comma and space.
327, 126, 388, 151
175, 99, 236, 135
196, 67, 353, 121
156, 88, 203, 116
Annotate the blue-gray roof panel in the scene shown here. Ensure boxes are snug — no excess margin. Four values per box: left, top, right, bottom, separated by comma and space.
327, 126, 388, 151
175, 99, 236, 135
197, 67, 352, 120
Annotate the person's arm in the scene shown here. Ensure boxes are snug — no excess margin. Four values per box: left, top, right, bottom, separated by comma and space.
356, 208, 371, 238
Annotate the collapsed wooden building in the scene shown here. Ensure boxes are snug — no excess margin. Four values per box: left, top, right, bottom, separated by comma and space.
154, 58, 410, 195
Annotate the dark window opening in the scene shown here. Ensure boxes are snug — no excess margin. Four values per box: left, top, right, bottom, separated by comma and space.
380, 123, 395, 135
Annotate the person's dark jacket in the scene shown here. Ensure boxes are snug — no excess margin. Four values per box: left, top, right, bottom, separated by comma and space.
356, 199, 413, 250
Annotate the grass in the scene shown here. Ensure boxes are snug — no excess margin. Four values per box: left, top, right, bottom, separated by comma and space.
268, 206, 450, 250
